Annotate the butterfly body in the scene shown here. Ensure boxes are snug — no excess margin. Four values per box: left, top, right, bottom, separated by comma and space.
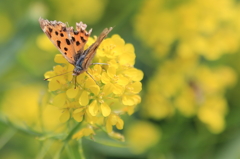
39, 17, 112, 77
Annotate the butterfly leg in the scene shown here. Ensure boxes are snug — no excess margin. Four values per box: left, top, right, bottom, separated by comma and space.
74, 76, 77, 89
86, 71, 99, 86
91, 63, 108, 65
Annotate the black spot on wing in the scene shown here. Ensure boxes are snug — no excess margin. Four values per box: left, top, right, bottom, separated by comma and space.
66, 39, 71, 45
49, 28, 53, 32
76, 41, 80, 46
62, 27, 67, 32
64, 52, 67, 55
72, 37, 75, 42
60, 33, 64, 37
64, 47, 68, 51
74, 31, 79, 35
55, 31, 58, 35
57, 40, 61, 49
80, 36, 86, 43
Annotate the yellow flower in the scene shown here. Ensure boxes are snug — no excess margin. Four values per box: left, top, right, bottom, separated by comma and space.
106, 114, 124, 133
125, 121, 161, 154
143, 58, 236, 133
44, 34, 143, 139
72, 127, 95, 140
1, 83, 64, 132
198, 95, 228, 134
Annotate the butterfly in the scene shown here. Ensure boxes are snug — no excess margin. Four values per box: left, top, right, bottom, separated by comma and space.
39, 17, 112, 84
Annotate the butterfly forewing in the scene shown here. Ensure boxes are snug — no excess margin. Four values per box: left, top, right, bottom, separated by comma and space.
39, 18, 76, 64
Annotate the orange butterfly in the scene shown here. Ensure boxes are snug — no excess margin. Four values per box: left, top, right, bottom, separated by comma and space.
39, 17, 112, 83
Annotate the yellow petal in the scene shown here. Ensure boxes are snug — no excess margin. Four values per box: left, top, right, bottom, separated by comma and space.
122, 95, 140, 106
107, 66, 116, 78
79, 91, 89, 106
101, 103, 111, 117
117, 75, 129, 86
54, 54, 68, 63
113, 84, 124, 95
116, 117, 124, 130
119, 44, 135, 66
85, 78, 96, 88
93, 64, 102, 74
77, 73, 86, 83
89, 85, 100, 95
88, 100, 99, 116
73, 108, 84, 122
53, 65, 65, 74
60, 109, 70, 123
131, 82, 142, 93
103, 83, 114, 95
101, 72, 110, 84
66, 87, 79, 98
124, 68, 144, 81
73, 113, 83, 122
44, 71, 55, 80
48, 79, 61, 91
53, 93, 66, 107
73, 107, 85, 114
82, 127, 95, 136
72, 130, 84, 140
109, 114, 118, 125
112, 34, 125, 46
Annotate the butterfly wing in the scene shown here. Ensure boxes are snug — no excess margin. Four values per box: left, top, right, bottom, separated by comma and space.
39, 18, 91, 65
39, 17, 76, 64
69, 22, 92, 61
81, 27, 113, 69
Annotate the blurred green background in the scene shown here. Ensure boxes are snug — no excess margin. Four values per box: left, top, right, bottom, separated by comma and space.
1, 0, 240, 158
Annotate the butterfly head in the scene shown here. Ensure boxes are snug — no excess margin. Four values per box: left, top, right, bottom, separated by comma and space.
73, 65, 85, 76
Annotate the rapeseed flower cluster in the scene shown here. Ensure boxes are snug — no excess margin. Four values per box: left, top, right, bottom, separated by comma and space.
143, 59, 236, 133
134, 0, 240, 60
43, 34, 143, 139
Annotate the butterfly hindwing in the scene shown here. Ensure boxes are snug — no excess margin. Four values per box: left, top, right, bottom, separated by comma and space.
69, 22, 91, 61
81, 27, 113, 68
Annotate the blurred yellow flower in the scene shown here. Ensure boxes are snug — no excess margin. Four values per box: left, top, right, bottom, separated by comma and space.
135, 0, 238, 134
143, 58, 236, 133
1, 84, 64, 132
125, 121, 161, 154
134, 0, 240, 60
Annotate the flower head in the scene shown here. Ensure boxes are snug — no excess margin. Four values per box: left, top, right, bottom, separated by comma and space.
44, 34, 143, 139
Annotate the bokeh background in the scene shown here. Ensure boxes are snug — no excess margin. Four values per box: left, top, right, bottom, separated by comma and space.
1, 0, 240, 158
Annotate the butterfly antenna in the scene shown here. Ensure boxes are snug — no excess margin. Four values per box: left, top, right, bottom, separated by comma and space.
86, 71, 98, 85
44, 71, 72, 80
91, 63, 109, 66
